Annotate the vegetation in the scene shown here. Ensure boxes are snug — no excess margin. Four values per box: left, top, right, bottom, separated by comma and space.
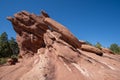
0, 58, 8, 65
85, 41, 120, 54
94, 42, 102, 50
0, 32, 19, 65
85, 41, 102, 49
109, 43, 120, 54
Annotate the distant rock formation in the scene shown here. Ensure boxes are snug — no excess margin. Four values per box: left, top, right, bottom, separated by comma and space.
0, 10, 120, 80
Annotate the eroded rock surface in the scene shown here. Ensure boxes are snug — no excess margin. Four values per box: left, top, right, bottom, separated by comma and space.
0, 11, 120, 80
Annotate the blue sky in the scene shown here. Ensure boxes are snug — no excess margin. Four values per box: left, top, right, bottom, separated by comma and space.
0, 0, 120, 47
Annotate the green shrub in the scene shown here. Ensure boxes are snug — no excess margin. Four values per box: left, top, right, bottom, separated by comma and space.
95, 42, 102, 50
0, 58, 7, 65
11, 54, 18, 59
109, 43, 120, 54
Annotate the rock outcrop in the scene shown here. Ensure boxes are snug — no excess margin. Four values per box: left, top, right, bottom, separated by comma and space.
0, 10, 120, 80
81, 44, 103, 56
101, 48, 114, 54
7, 11, 81, 58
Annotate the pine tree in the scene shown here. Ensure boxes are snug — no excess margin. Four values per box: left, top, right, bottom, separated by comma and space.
9, 37, 19, 56
0, 32, 12, 57
109, 43, 120, 54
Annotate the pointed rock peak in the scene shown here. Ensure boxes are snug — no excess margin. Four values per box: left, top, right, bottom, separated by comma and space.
7, 16, 14, 21
41, 10, 50, 18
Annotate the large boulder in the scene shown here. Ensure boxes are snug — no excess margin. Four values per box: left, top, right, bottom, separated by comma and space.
81, 44, 103, 56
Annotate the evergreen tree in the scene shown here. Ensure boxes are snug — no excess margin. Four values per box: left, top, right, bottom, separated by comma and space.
0, 32, 19, 64
109, 43, 120, 54
0, 32, 12, 57
9, 37, 19, 56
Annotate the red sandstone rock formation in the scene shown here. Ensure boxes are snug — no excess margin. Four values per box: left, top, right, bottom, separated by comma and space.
81, 44, 103, 56
0, 11, 120, 80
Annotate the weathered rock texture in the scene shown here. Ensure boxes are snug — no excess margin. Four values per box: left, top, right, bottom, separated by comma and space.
101, 48, 114, 54
0, 11, 120, 80
81, 44, 103, 56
